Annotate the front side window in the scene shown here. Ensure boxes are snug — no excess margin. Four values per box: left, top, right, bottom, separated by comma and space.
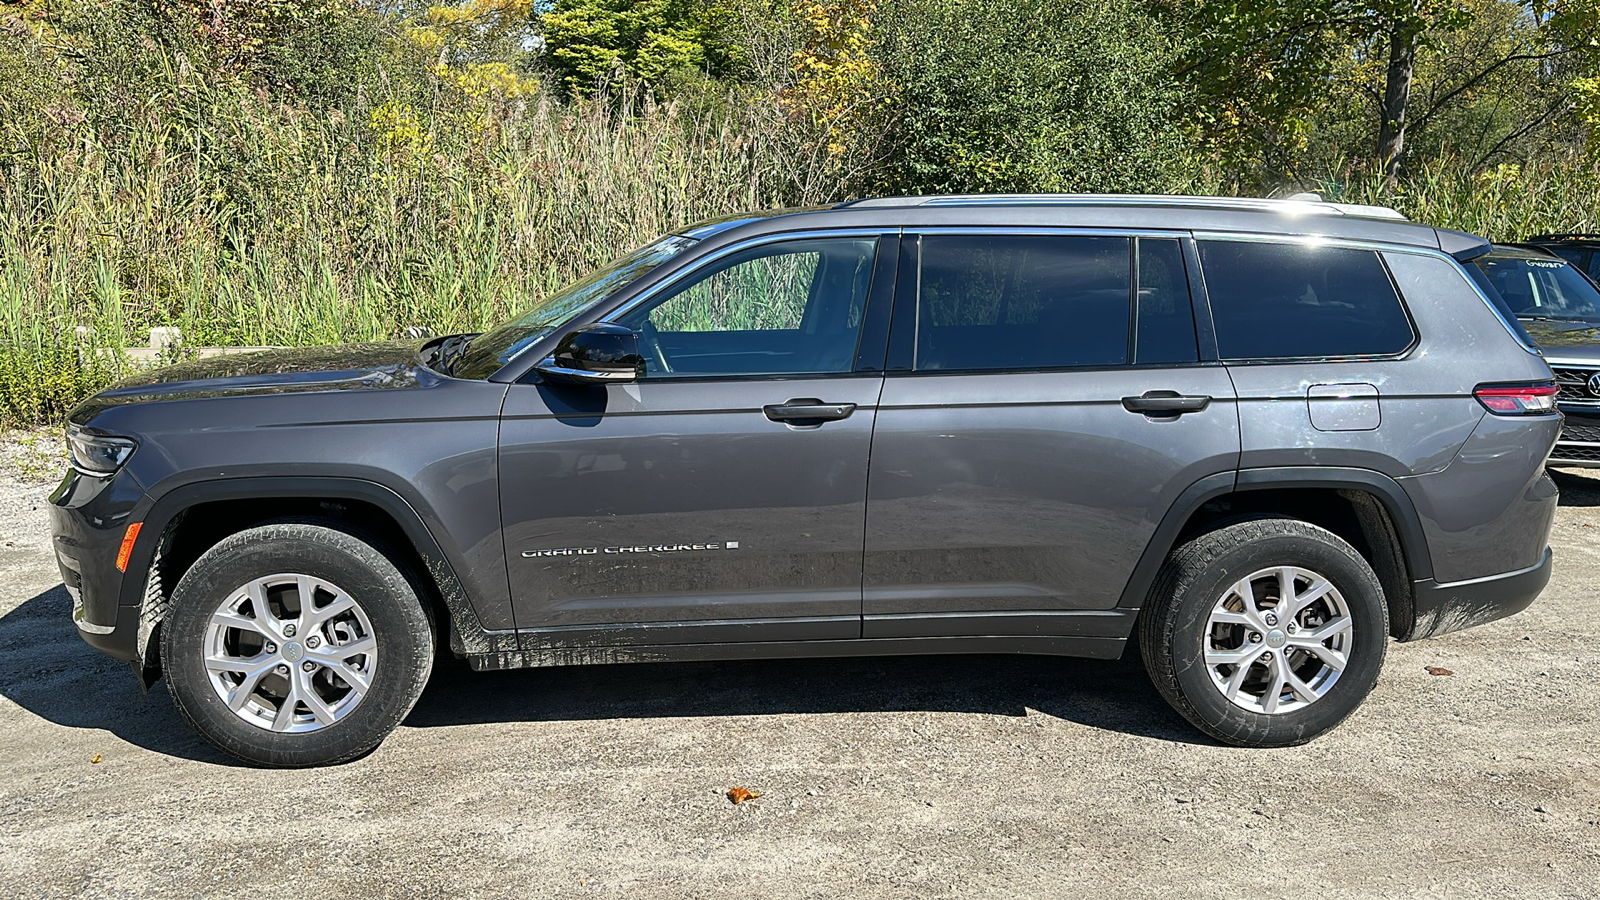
1199, 240, 1414, 360
613, 237, 877, 378
453, 235, 696, 379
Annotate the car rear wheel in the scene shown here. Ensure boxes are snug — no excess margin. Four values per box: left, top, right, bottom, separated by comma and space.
1139, 517, 1388, 747
162, 522, 434, 767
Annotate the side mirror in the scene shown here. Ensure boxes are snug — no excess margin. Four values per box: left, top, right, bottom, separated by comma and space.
536, 323, 643, 384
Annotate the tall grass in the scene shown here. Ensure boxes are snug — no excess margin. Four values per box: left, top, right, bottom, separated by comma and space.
6, 60, 1600, 425
0, 83, 811, 423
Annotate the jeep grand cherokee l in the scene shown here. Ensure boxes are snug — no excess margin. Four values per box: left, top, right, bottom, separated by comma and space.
1474, 243, 1600, 466
50, 195, 1560, 766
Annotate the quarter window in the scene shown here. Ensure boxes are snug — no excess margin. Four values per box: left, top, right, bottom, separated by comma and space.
1135, 239, 1198, 365
1199, 240, 1414, 360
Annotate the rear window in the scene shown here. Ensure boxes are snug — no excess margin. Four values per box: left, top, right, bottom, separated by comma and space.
1199, 241, 1414, 360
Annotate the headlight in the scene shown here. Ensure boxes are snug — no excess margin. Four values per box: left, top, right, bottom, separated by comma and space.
66, 426, 137, 476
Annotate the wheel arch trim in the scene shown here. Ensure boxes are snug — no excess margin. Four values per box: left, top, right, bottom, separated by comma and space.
1117, 466, 1435, 611
117, 476, 502, 652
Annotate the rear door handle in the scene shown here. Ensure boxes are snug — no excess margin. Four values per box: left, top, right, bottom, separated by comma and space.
1122, 391, 1212, 415
763, 399, 857, 424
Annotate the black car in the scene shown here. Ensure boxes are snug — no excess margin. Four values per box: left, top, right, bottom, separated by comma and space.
1522, 234, 1600, 283
1475, 243, 1600, 466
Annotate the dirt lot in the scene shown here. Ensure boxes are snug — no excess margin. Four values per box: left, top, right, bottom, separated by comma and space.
1, 432, 1596, 898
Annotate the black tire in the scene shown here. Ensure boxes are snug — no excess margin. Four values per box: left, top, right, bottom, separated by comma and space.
1139, 517, 1388, 748
161, 522, 434, 767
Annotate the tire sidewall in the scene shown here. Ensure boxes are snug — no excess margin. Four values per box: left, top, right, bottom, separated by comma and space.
163, 526, 432, 767
1167, 530, 1388, 745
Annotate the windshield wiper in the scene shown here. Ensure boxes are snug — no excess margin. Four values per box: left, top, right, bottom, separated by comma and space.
1519, 314, 1598, 323
431, 333, 478, 375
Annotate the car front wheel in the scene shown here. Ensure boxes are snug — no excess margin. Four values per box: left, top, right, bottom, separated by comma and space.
161, 522, 434, 767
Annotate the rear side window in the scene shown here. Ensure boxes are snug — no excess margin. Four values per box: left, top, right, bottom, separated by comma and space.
1199, 241, 1414, 360
916, 234, 1130, 371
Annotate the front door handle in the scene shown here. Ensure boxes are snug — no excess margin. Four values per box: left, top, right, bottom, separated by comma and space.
763, 399, 857, 424
1122, 391, 1212, 415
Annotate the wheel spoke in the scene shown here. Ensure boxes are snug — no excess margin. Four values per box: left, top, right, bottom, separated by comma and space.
210, 611, 269, 637
323, 660, 372, 693
1233, 577, 1260, 616
1294, 640, 1348, 671
1285, 577, 1334, 620
1275, 567, 1295, 612
304, 593, 356, 630
1210, 609, 1254, 627
320, 634, 376, 660
1205, 645, 1261, 667
205, 651, 268, 673
272, 679, 302, 732
225, 661, 276, 712
1284, 667, 1320, 704
299, 675, 339, 726
1222, 650, 1261, 700
1307, 616, 1352, 643
1261, 657, 1289, 714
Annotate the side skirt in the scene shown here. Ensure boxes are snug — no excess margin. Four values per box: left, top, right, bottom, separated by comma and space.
466, 634, 1126, 671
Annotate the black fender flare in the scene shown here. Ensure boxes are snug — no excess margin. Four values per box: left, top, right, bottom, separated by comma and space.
118, 476, 509, 658
1116, 466, 1434, 610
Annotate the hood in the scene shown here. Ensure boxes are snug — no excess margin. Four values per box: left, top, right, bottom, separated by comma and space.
70, 340, 440, 423
1521, 319, 1600, 365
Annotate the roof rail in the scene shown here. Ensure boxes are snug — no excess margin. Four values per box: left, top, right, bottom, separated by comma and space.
840, 193, 1408, 220
1527, 234, 1600, 242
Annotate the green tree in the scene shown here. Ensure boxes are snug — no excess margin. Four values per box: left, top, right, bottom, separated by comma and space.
1171, 0, 1600, 182
871, 0, 1198, 195
540, 0, 745, 96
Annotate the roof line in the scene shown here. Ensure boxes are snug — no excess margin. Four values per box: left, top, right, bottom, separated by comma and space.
841, 193, 1407, 221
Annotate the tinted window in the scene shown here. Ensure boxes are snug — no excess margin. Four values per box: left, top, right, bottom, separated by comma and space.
455, 235, 694, 379
1547, 247, 1587, 268
615, 237, 875, 378
1135, 239, 1197, 364
916, 234, 1131, 371
1475, 253, 1600, 322
1199, 241, 1413, 360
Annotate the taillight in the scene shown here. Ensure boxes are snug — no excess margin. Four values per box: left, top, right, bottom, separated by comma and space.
1473, 382, 1559, 416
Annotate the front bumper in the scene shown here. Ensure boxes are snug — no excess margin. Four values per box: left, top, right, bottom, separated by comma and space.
48, 467, 150, 662
1401, 546, 1553, 641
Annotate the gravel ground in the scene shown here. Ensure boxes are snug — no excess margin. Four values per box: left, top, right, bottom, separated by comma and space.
1, 432, 1596, 898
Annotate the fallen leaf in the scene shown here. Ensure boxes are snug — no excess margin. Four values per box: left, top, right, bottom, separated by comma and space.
726, 787, 759, 805
90, 754, 102, 764
1425, 666, 1454, 677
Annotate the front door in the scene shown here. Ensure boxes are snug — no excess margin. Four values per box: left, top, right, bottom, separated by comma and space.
863, 231, 1242, 638
499, 234, 894, 646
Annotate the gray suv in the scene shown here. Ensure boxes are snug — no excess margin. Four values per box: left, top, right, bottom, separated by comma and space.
49, 195, 1560, 766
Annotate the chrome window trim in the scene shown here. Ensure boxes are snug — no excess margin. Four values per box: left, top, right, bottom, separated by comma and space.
904, 226, 1189, 238
904, 195, 1406, 220
1190, 230, 1543, 357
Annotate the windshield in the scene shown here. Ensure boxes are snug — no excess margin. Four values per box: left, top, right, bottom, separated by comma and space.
451, 234, 697, 379
1474, 254, 1600, 323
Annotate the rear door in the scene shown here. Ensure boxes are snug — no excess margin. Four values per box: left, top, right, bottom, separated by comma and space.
862, 230, 1241, 639
498, 233, 896, 646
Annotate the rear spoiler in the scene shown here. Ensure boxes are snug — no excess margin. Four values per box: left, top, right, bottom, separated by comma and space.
1437, 228, 1493, 261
